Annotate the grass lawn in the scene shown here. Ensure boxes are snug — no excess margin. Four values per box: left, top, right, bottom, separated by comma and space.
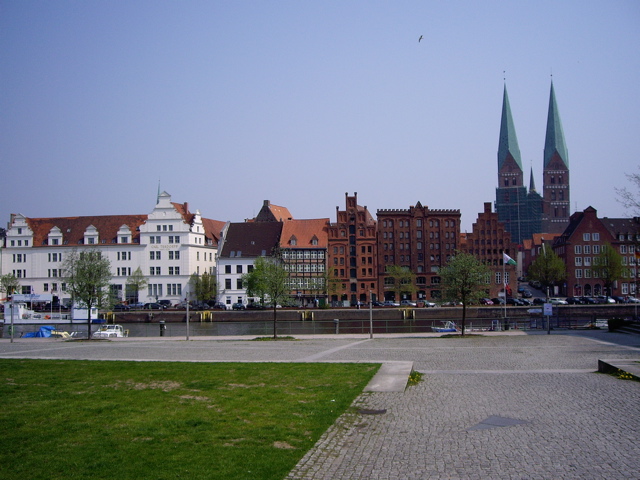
0, 359, 379, 480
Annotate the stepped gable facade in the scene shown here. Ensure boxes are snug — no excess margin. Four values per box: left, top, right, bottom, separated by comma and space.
327, 193, 378, 306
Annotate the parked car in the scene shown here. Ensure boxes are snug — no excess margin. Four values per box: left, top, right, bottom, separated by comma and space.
549, 298, 568, 305
129, 302, 145, 309
566, 297, 584, 305
143, 303, 164, 310
533, 298, 546, 305
491, 298, 505, 305
529, 280, 542, 289
479, 298, 494, 305
246, 302, 266, 310
580, 296, 599, 304
157, 300, 173, 308
596, 295, 616, 304
423, 301, 437, 308
382, 300, 399, 307
627, 296, 640, 303
190, 302, 211, 310
210, 302, 228, 310
371, 301, 385, 307
521, 289, 533, 298
506, 298, 524, 306
611, 296, 627, 304
232, 302, 246, 310
113, 303, 130, 311
400, 300, 417, 307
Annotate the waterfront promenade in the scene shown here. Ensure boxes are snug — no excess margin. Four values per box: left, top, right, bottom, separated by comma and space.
1, 330, 639, 479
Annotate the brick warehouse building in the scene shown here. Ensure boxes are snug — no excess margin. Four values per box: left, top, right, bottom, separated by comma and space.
461, 202, 518, 299
327, 193, 378, 306
377, 202, 461, 302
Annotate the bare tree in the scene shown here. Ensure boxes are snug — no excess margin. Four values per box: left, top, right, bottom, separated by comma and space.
615, 167, 640, 215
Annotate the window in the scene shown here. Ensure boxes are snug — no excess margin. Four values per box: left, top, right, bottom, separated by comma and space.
593, 233, 599, 241
225, 265, 232, 274
574, 245, 582, 254
575, 257, 582, 266
236, 265, 243, 274
575, 269, 583, 279
225, 279, 232, 289
236, 279, 243, 289
583, 233, 591, 241
584, 245, 591, 254
495, 272, 501, 285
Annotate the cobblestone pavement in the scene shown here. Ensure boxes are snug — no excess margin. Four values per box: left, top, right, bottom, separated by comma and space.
1, 330, 639, 479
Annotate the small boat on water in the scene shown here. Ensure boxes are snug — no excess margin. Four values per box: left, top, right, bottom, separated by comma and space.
432, 321, 458, 333
93, 324, 129, 338
2, 302, 97, 325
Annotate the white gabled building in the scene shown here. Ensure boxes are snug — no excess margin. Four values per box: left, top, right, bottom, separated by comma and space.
1, 192, 225, 305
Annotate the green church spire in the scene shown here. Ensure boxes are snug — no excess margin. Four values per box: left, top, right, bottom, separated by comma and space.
529, 166, 537, 192
497, 84, 522, 171
544, 81, 569, 168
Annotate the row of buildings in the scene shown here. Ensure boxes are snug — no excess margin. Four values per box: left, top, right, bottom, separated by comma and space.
2, 81, 637, 306
1, 191, 516, 307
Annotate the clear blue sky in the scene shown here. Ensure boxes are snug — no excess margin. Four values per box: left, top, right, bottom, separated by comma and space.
1, 1, 639, 233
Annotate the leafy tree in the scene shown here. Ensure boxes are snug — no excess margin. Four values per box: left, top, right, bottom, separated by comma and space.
126, 267, 148, 303
615, 167, 640, 215
527, 246, 566, 298
384, 265, 417, 302
62, 248, 112, 339
0, 273, 20, 297
242, 255, 289, 338
190, 271, 217, 304
439, 252, 491, 336
592, 243, 628, 297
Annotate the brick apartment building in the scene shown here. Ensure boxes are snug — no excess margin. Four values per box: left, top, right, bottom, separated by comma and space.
377, 202, 461, 302
553, 206, 639, 298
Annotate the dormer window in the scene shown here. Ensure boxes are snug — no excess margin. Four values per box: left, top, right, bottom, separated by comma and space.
48, 227, 63, 248
311, 235, 319, 246
290, 235, 297, 246
117, 225, 132, 244
84, 225, 99, 245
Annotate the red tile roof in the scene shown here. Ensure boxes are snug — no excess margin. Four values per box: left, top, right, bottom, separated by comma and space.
280, 219, 330, 248
24, 215, 148, 246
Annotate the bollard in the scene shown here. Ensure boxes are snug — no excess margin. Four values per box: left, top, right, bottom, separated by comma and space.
333, 318, 339, 334
159, 320, 166, 337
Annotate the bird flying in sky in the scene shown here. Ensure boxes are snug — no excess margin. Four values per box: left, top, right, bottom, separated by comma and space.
418, 35, 423, 42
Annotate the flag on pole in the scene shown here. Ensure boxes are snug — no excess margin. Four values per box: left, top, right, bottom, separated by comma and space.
503, 253, 517, 266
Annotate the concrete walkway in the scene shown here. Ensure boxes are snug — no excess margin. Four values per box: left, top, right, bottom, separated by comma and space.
1, 330, 639, 479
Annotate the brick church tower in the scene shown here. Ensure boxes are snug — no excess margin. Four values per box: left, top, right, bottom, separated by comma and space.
541, 81, 570, 233
495, 81, 569, 243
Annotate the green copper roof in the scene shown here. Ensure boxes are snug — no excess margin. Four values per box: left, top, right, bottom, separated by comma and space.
529, 166, 537, 192
544, 81, 569, 167
497, 85, 522, 171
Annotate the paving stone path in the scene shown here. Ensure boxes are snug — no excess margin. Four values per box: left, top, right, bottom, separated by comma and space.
1, 330, 639, 479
